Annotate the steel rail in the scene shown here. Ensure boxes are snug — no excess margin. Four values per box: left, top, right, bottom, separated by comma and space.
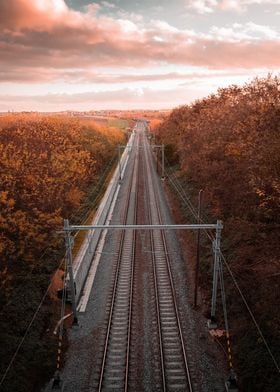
97, 141, 138, 392
143, 137, 167, 392
124, 147, 139, 391
156, 199, 194, 391
144, 133, 194, 391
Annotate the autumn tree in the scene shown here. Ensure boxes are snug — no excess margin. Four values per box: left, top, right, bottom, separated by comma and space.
155, 75, 280, 391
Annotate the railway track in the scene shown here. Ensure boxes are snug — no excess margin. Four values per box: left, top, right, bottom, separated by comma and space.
96, 133, 139, 391
94, 123, 193, 391
143, 134, 193, 392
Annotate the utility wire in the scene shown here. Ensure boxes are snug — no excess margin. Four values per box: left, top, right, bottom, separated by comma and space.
0, 236, 62, 315
0, 255, 65, 387
55, 256, 68, 373
221, 252, 280, 374
163, 156, 280, 374
0, 286, 49, 386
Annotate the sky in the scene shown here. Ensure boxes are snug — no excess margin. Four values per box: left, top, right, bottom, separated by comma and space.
0, 0, 279, 111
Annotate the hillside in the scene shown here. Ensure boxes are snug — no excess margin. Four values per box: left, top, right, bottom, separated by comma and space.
155, 75, 280, 391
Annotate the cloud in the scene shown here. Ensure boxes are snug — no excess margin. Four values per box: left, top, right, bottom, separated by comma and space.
0, 0, 279, 87
186, 0, 218, 14
0, 86, 208, 111
0, 68, 257, 85
101, 1, 117, 9
244, 22, 279, 39
186, 0, 280, 13
210, 22, 279, 41
0, 0, 73, 30
1, 68, 272, 111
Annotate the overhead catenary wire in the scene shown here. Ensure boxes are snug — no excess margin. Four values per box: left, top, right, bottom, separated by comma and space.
164, 161, 214, 241
162, 153, 280, 374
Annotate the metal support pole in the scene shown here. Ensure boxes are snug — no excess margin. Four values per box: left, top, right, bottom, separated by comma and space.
88, 230, 93, 253
209, 219, 223, 329
51, 370, 64, 390
219, 260, 229, 333
118, 145, 122, 182
194, 189, 203, 307
64, 219, 78, 325
161, 144, 165, 179
156, 148, 159, 173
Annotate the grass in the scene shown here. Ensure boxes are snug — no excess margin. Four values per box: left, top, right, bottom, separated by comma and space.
108, 117, 129, 131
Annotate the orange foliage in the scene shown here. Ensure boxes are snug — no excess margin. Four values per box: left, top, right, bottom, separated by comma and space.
156, 75, 280, 223
149, 118, 163, 130
0, 114, 124, 272
156, 75, 280, 390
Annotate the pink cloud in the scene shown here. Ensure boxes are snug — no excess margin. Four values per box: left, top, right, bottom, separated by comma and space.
0, 67, 255, 85
187, 0, 280, 13
0, 0, 73, 30
0, 86, 208, 111
0, 0, 279, 86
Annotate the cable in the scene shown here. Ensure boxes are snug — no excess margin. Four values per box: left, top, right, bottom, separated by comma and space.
0, 296, 49, 386
219, 259, 234, 371
0, 235, 63, 315
56, 256, 68, 372
0, 286, 49, 386
164, 156, 280, 374
221, 252, 280, 374
0, 256, 66, 387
